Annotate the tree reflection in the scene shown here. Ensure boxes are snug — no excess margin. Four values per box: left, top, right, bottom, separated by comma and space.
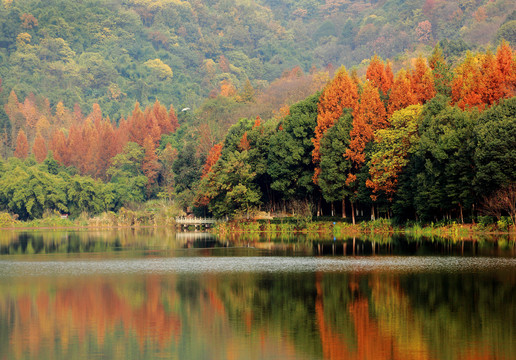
0, 269, 515, 359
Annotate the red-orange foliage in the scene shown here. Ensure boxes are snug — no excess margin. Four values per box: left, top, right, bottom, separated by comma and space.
452, 43, 515, 110
168, 105, 179, 132
32, 134, 47, 163
411, 57, 436, 104
14, 130, 29, 159
312, 66, 359, 183
238, 131, 251, 151
73, 103, 84, 123
366, 55, 393, 94
142, 135, 160, 192
387, 69, 418, 116
202, 142, 223, 178
128, 102, 147, 146
50, 129, 70, 165
385, 62, 394, 88
20, 13, 38, 29
152, 100, 172, 134
345, 82, 387, 185
144, 107, 162, 146
220, 79, 237, 97
94, 118, 118, 179
253, 116, 261, 128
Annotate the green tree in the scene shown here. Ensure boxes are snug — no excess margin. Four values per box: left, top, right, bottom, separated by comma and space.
412, 95, 477, 222
107, 142, 148, 204
318, 110, 353, 218
268, 93, 319, 202
474, 97, 516, 197
200, 150, 261, 218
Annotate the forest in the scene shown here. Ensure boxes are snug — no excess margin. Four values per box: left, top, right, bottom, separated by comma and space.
0, 0, 514, 225
195, 43, 516, 224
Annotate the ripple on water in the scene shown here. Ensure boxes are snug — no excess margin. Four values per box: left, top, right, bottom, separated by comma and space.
1, 256, 516, 277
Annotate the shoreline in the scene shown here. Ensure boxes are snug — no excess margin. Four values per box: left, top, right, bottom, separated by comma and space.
0, 219, 514, 241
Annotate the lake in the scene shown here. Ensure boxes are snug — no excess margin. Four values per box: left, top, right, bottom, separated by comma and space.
0, 229, 515, 360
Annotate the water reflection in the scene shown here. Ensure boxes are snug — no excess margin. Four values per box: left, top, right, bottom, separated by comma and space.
1, 230, 515, 257
1, 270, 515, 359
0, 229, 230, 256
0, 231, 515, 359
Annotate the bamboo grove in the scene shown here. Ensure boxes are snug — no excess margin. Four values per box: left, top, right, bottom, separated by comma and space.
195, 43, 516, 224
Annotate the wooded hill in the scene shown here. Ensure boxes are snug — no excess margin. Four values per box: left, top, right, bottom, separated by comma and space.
0, 0, 515, 223
0, 43, 514, 224
0, 0, 514, 120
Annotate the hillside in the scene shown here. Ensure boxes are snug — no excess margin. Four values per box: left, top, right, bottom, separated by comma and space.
0, 0, 514, 121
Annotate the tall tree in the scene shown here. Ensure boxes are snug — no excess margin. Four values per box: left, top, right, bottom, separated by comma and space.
345, 82, 387, 223
428, 44, 452, 96
32, 133, 47, 163
14, 130, 29, 159
268, 93, 319, 202
367, 105, 423, 201
318, 110, 353, 218
387, 69, 418, 116
474, 97, 516, 197
202, 143, 224, 178
366, 55, 392, 95
312, 67, 358, 183
411, 57, 436, 104
142, 135, 160, 195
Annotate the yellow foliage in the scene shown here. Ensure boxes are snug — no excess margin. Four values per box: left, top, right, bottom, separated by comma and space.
144, 58, 173, 80
16, 33, 31, 46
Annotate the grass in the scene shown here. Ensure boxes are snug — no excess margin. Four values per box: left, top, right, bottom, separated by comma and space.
0, 200, 181, 229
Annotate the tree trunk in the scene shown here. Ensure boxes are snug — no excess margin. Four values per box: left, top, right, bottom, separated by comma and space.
342, 198, 346, 219
459, 203, 464, 224
317, 197, 321, 217
371, 204, 375, 220
351, 201, 356, 225
331, 202, 334, 217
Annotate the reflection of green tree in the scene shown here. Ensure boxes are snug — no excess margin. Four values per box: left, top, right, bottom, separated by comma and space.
400, 273, 516, 359
0, 228, 188, 255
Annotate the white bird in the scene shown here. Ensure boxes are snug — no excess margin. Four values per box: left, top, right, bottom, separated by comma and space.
181, 107, 190, 112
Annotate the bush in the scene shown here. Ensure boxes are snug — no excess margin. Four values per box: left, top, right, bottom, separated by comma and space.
0, 212, 18, 227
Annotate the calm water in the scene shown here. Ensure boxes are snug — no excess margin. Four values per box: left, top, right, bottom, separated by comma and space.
0, 229, 515, 360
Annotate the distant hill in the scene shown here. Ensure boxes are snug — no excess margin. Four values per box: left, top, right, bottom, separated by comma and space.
0, 0, 514, 120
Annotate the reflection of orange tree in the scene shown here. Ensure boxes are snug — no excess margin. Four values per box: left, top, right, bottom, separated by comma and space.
316, 273, 512, 360
7, 276, 181, 359
315, 272, 431, 360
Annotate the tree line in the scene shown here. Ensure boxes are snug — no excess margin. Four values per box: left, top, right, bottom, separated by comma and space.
194, 43, 516, 224
0, 43, 514, 224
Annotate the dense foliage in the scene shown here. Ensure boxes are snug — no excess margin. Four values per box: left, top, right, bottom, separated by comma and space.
196, 44, 516, 223
0, 0, 513, 120
0, 0, 514, 224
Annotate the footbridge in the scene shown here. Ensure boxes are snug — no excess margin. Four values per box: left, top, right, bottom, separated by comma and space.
175, 217, 220, 229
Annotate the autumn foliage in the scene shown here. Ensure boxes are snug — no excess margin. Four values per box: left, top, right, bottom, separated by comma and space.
366, 55, 393, 95
3, 96, 179, 180
32, 134, 47, 163
14, 130, 29, 159
345, 81, 387, 186
312, 66, 359, 183
452, 42, 516, 110
202, 143, 224, 178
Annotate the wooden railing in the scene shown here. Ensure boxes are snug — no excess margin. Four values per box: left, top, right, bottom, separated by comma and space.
175, 217, 219, 225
